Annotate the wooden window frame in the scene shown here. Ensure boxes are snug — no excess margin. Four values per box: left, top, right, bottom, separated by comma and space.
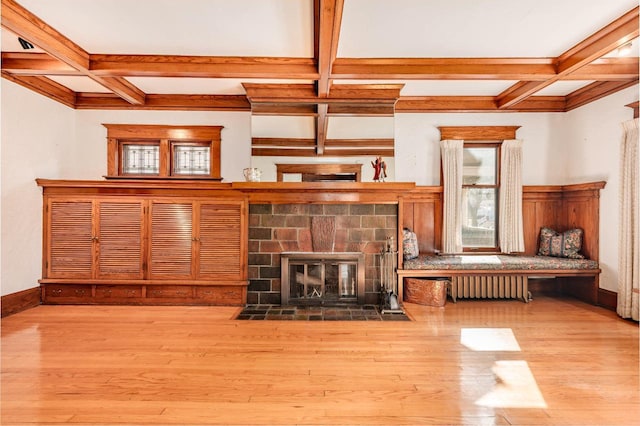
438, 126, 520, 254
461, 141, 501, 253
105, 124, 223, 180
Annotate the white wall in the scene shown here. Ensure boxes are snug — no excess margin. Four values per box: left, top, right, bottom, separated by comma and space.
560, 85, 639, 292
2, 78, 636, 296
76, 110, 252, 182
1, 80, 76, 296
395, 112, 569, 186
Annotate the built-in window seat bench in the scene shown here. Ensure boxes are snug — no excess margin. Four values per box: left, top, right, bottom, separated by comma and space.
397, 254, 601, 303
398, 181, 606, 305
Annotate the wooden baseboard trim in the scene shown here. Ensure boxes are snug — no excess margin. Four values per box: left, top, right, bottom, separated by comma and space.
597, 288, 617, 311
1, 287, 41, 317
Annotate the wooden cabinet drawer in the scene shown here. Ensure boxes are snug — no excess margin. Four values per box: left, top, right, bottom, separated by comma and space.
195, 286, 243, 304
146, 285, 193, 298
95, 285, 142, 299
43, 284, 92, 301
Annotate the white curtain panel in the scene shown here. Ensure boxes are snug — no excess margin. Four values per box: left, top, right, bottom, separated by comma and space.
617, 118, 639, 321
441, 139, 463, 254
499, 139, 525, 253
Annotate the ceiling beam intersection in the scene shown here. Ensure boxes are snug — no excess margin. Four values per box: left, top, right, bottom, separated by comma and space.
1, 0, 145, 105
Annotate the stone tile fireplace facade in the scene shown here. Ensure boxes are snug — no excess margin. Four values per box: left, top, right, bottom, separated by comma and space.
248, 204, 398, 305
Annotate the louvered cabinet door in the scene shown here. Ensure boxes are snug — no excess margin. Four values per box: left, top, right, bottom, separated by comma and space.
96, 201, 145, 279
197, 202, 244, 280
150, 202, 195, 279
47, 200, 94, 278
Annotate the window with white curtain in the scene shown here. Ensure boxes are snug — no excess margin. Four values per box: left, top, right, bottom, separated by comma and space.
462, 142, 500, 251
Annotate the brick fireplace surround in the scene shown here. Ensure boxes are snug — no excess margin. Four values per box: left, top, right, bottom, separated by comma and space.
248, 204, 398, 305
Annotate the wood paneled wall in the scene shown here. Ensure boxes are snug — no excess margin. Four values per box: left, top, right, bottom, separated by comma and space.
401, 182, 604, 259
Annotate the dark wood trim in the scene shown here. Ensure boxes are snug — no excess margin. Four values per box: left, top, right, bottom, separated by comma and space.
566, 80, 639, 111
438, 126, 520, 140
597, 288, 618, 311
1, 71, 76, 108
626, 101, 640, 118
1, 287, 41, 317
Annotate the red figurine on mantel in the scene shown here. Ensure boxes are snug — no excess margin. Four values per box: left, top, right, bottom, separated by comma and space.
371, 156, 387, 182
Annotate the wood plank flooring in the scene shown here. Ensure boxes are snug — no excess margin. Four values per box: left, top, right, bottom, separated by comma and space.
1, 297, 638, 425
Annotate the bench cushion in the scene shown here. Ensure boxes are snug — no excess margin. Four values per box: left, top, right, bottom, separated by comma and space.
403, 254, 598, 271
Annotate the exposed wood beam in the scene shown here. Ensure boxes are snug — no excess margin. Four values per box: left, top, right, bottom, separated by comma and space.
90, 55, 318, 79
252, 138, 317, 147
316, 0, 344, 96
250, 104, 318, 116
316, 103, 329, 155
252, 138, 394, 149
325, 139, 394, 147
75, 93, 250, 111
1, 52, 80, 75
565, 79, 639, 111
332, 58, 556, 80
251, 148, 316, 157
243, 83, 402, 105
497, 6, 639, 109
568, 57, 640, 80
1, 0, 145, 104
1, 71, 75, 107
395, 96, 566, 113
556, 7, 639, 75
323, 148, 394, 157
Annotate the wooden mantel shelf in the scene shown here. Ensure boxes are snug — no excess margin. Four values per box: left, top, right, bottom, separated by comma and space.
37, 179, 419, 203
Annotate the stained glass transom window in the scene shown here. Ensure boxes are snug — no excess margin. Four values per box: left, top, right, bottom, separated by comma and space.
173, 145, 210, 175
122, 144, 159, 175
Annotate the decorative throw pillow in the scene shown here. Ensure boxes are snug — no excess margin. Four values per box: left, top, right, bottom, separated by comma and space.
538, 227, 585, 259
402, 228, 419, 260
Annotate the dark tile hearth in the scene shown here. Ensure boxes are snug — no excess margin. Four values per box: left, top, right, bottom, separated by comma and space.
235, 305, 410, 321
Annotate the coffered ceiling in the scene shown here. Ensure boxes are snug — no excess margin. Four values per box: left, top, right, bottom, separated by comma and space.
1, 0, 638, 156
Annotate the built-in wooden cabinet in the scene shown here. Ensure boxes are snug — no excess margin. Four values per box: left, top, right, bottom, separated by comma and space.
39, 180, 248, 306
46, 198, 145, 280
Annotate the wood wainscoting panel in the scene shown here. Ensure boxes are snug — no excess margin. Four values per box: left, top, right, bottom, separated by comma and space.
1, 287, 41, 317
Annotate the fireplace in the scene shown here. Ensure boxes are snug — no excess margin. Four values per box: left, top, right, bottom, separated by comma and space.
248, 203, 398, 305
281, 252, 365, 305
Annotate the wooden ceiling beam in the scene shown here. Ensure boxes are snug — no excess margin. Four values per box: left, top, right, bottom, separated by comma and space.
1, 52, 80, 76
1, 71, 75, 107
565, 79, 639, 111
395, 96, 566, 113
90, 55, 318, 79
556, 7, 639, 75
252, 138, 317, 147
332, 58, 556, 80
75, 93, 250, 111
568, 57, 640, 80
497, 6, 639, 109
315, 0, 344, 156
1, 0, 145, 105
316, 0, 344, 97
316, 104, 329, 154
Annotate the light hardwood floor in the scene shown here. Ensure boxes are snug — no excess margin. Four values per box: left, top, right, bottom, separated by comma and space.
1, 297, 638, 425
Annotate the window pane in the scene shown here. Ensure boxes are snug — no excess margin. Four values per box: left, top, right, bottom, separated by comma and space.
173, 145, 210, 175
462, 187, 497, 248
122, 144, 159, 175
463, 147, 496, 185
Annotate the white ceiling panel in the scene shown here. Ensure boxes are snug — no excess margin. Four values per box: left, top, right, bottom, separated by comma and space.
16, 0, 314, 56
251, 116, 315, 138
536, 81, 595, 96
1, 28, 45, 52
332, 80, 518, 96
48, 76, 112, 93
339, 0, 638, 58
126, 77, 314, 95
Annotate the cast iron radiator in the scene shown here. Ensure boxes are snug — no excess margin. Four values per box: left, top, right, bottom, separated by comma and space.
450, 275, 530, 303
